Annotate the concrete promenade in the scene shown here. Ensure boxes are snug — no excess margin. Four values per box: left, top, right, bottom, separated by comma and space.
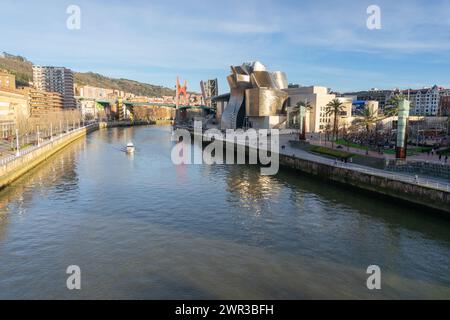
194, 129, 450, 214
0, 120, 159, 190
279, 134, 450, 192
308, 136, 450, 166
277, 134, 450, 214
0, 123, 98, 190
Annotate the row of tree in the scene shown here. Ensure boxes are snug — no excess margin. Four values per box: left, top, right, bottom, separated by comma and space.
11, 109, 83, 148
292, 93, 407, 151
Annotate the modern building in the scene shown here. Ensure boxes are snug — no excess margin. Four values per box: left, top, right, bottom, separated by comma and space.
218, 61, 288, 130
284, 86, 336, 133
200, 79, 219, 109
352, 100, 379, 115
439, 95, 450, 116
335, 97, 354, 128
0, 89, 29, 125
345, 86, 450, 116
16, 87, 64, 120
75, 85, 114, 100
77, 99, 98, 120
0, 70, 16, 90
32, 65, 76, 109
343, 89, 393, 111
398, 85, 442, 116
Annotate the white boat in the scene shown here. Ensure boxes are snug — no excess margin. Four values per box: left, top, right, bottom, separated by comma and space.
126, 142, 135, 154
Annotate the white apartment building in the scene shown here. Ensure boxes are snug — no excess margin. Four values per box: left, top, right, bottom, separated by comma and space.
402, 85, 442, 116
77, 99, 98, 120
32, 65, 76, 109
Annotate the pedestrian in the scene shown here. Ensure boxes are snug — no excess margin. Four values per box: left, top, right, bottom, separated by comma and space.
446, 156, 448, 163
439, 154, 442, 161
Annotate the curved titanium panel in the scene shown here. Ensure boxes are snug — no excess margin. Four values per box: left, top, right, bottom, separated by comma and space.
221, 88, 245, 129
245, 88, 288, 116
251, 71, 275, 88
271, 71, 288, 90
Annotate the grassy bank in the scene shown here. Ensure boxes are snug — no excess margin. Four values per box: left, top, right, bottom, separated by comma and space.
336, 139, 432, 156
310, 146, 355, 159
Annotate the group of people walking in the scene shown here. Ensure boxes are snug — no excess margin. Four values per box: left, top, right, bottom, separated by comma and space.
427, 148, 449, 163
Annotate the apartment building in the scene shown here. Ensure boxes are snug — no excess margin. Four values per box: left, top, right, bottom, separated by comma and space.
398, 85, 441, 116
346, 86, 449, 116
439, 95, 450, 116
77, 99, 98, 120
0, 89, 29, 125
75, 85, 114, 100
17, 88, 63, 120
32, 65, 76, 109
343, 89, 393, 110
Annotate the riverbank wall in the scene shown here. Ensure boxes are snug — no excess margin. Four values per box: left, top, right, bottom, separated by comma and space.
279, 154, 450, 214
0, 121, 160, 190
99, 120, 155, 128
190, 128, 450, 215
0, 124, 98, 190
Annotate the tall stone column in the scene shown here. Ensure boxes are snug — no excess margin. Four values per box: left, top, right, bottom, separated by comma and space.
395, 99, 410, 159
299, 104, 306, 140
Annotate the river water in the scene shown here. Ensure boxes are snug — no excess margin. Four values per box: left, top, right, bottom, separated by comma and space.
0, 126, 449, 299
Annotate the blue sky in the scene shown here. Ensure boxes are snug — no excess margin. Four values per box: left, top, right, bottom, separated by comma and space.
1, 0, 450, 93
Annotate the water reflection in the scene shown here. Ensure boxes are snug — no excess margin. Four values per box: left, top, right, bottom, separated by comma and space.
224, 166, 282, 215
0, 138, 83, 238
0, 126, 449, 299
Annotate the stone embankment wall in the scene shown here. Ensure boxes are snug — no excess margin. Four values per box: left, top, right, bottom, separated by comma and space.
0, 125, 97, 190
279, 154, 450, 215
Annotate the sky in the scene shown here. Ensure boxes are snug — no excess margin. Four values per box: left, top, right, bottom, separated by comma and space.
1, 0, 450, 93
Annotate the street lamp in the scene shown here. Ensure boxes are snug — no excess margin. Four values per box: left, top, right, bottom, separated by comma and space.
15, 129, 20, 156
37, 126, 40, 147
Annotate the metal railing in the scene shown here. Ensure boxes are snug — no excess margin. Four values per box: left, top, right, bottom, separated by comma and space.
281, 142, 450, 193
0, 123, 97, 167
332, 160, 450, 192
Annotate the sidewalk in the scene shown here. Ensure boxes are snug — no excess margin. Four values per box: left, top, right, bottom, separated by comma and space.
304, 137, 450, 166
278, 134, 450, 192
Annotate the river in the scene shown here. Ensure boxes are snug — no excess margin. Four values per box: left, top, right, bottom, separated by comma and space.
0, 126, 449, 299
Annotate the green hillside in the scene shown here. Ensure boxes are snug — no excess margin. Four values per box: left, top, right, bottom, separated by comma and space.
0, 52, 175, 97
0, 53, 33, 87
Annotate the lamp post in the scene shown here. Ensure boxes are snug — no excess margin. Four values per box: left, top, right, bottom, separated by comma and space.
37, 126, 40, 147
15, 129, 20, 156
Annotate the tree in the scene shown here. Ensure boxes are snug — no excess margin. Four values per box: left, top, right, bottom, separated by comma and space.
325, 99, 345, 148
352, 106, 378, 155
384, 93, 406, 117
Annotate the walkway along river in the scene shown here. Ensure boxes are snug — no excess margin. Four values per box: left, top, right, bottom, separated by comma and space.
0, 126, 449, 299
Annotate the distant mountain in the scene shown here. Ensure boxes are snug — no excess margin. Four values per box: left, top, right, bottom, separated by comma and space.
0, 52, 175, 97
